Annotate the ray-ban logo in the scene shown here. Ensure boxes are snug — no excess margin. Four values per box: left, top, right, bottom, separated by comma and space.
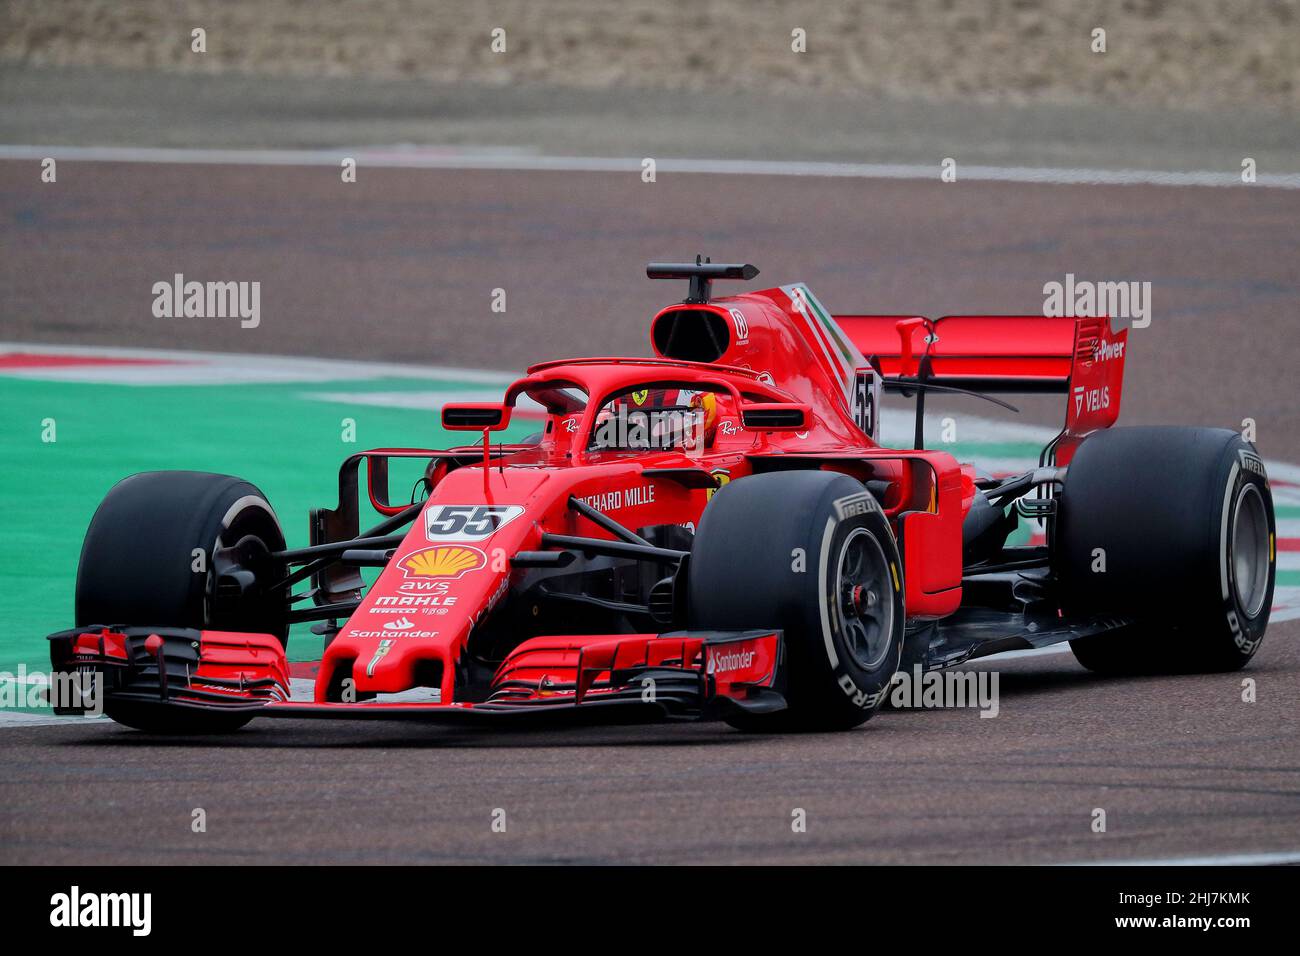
50, 886, 151, 936
152, 274, 260, 328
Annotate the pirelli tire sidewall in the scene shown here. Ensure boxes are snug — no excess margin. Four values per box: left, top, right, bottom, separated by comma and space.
688, 470, 906, 730
1219, 453, 1275, 659
810, 488, 907, 719
1058, 427, 1275, 670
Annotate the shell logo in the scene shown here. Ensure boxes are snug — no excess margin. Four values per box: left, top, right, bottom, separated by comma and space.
399, 546, 486, 580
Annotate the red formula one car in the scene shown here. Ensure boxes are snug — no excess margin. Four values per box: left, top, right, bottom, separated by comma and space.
49, 261, 1276, 732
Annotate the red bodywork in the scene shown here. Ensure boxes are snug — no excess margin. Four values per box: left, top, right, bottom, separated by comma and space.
53, 280, 1127, 723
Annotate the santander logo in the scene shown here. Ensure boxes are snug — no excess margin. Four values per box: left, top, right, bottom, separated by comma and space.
706, 647, 757, 675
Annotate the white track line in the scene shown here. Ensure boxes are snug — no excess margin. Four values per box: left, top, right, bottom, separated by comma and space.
2, 144, 1298, 189
7, 340, 1299, 488
6, 341, 1299, 487
0, 340, 516, 386
1072, 849, 1300, 866
0, 712, 108, 728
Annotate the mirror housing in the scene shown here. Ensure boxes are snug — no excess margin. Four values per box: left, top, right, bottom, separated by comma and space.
441, 403, 512, 431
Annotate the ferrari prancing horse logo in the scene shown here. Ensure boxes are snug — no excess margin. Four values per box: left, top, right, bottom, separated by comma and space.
706, 469, 731, 501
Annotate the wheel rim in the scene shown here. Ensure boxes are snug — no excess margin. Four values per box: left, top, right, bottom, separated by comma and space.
835, 528, 895, 670
208, 499, 288, 640
1231, 483, 1270, 618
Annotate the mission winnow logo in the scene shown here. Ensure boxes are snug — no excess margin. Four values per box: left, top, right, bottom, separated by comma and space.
49, 886, 151, 936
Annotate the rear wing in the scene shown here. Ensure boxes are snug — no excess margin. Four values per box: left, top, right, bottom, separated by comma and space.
834, 313, 1127, 464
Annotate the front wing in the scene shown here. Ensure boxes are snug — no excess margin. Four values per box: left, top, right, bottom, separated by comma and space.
47, 626, 785, 727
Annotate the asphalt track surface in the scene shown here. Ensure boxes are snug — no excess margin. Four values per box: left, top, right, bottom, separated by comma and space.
2, 160, 1299, 864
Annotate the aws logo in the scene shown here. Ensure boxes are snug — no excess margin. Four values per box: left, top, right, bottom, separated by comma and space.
398, 545, 486, 579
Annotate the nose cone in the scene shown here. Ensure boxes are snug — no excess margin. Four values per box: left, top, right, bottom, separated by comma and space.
315, 627, 452, 703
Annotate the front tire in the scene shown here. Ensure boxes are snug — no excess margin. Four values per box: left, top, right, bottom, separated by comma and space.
75, 471, 289, 731
1057, 427, 1275, 673
687, 471, 905, 731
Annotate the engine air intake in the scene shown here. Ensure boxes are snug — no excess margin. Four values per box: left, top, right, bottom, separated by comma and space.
651, 308, 731, 363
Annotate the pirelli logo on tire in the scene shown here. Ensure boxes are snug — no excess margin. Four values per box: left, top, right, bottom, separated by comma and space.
833, 490, 880, 520
839, 674, 888, 709
1238, 449, 1267, 480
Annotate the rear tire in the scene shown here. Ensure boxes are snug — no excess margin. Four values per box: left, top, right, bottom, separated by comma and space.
687, 471, 905, 731
75, 471, 288, 732
1057, 427, 1275, 673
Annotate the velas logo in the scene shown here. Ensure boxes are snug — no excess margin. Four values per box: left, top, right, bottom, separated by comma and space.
398, 546, 485, 579
1073, 383, 1110, 416
50, 886, 151, 936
